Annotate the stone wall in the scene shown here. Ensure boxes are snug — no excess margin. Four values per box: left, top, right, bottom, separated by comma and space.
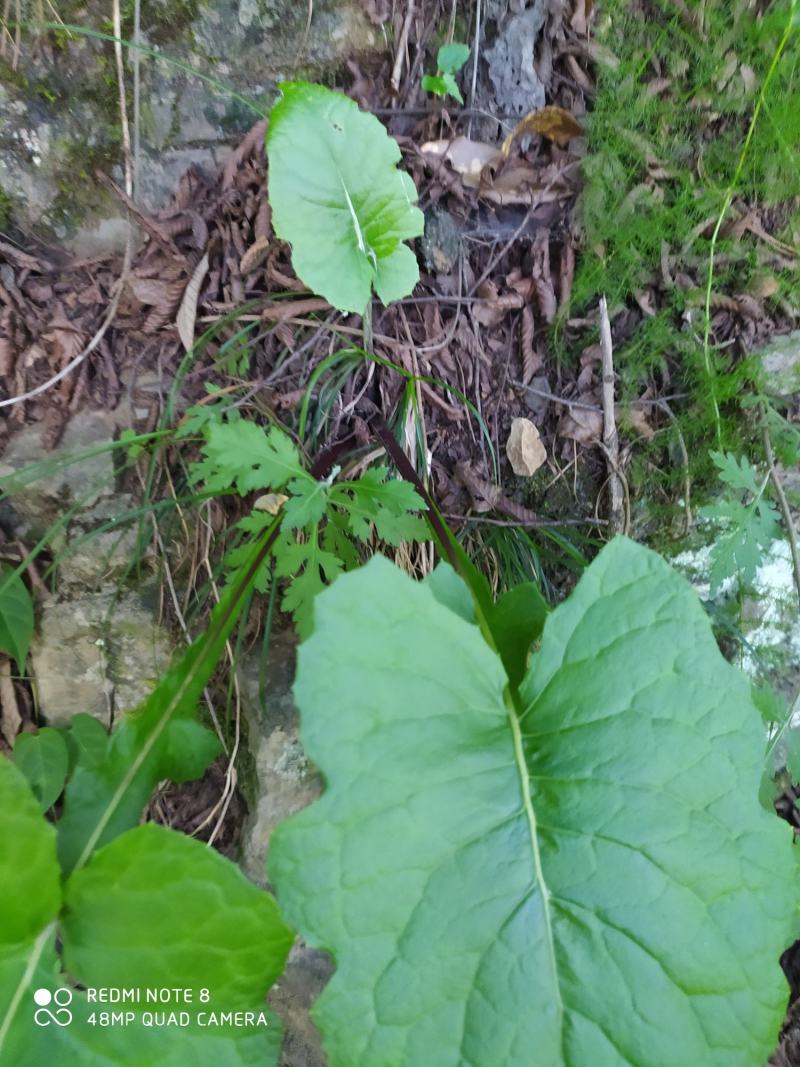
0, 0, 381, 252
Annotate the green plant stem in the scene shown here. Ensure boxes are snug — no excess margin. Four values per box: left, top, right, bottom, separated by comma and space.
760, 402, 800, 609
701, 1, 797, 447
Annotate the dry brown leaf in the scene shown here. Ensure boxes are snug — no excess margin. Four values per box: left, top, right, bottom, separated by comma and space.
472, 281, 522, 327
0, 239, 51, 272
532, 232, 557, 324
239, 236, 270, 275
740, 64, 757, 95
558, 405, 603, 444
254, 199, 271, 242
0, 658, 21, 747
177, 252, 210, 352
261, 297, 330, 322
506, 417, 547, 476
0, 336, 13, 377
520, 306, 542, 384
570, 0, 589, 35
254, 493, 288, 515
749, 273, 780, 300
42, 319, 85, 367
502, 107, 584, 156
618, 403, 655, 441
633, 289, 657, 317
480, 164, 571, 207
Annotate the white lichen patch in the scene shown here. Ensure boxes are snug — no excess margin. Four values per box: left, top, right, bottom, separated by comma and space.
673, 538, 800, 685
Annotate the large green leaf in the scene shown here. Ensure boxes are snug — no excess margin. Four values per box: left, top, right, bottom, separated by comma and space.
62, 823, 293, 1004
2, 933, 284, 1067
0, 759, 61, 1060
267, 81, 424, 314
270, 538, 795, 1066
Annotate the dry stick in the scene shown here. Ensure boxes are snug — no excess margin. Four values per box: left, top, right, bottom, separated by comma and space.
761, 406, 800, 610
132, 0, 141, 197
196, 501, 243, 848
467, 0, 481, 138
391, 0, 415, 93
112, 0, 132, 199
598, 296, 625, 534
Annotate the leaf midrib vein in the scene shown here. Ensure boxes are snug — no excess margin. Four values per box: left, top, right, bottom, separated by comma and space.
505, 688, 564, 1055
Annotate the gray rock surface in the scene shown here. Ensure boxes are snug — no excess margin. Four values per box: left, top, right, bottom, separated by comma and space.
237, 628, 328, 1067
1, 406, 168, 725
758, 330, 800, 398
31, 583, 172, 726
485, 1, 548, 116
239, 627, 321, 885
0, 0, 381, 244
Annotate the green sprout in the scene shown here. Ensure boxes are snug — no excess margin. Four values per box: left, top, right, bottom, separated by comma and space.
422, 42, 470, 104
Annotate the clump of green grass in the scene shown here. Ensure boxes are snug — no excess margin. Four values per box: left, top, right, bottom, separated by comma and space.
558, 0, 800, 512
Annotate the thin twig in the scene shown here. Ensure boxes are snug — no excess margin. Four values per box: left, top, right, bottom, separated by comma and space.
132, 0, 141, 197
761, 403, 800, 609
467, 0, 481, 137
599, 296, 625, 534
391, 0, 415, 93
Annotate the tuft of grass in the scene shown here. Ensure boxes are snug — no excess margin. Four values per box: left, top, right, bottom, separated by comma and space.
557, 0, 800, 511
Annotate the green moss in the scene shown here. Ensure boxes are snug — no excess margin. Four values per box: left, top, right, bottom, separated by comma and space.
0, 187, 13, 230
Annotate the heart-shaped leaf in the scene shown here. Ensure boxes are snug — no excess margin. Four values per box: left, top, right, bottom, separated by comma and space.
270, 538, 795, 1066
267, 81, 424, 314
13, 728, 69, 811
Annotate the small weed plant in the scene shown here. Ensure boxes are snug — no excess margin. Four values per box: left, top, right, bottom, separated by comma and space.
422, 42, 470, 104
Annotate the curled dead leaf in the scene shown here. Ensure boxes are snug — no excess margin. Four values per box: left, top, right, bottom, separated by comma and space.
177, 252, 210, 352
472, 281, 523, 328
506, 417, 547, 477
254, 493, 288, 515
0, 658, 21, 748
501, 106, 584, 156
240, 236, 270, 275
558, 405, 603, 444
420, 137, 501, 187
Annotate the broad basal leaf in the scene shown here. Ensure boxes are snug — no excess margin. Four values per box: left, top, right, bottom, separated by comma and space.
0, 564, 34, 671
12, 728, 69, 811
62, 823, 293, 1006
0, 759, 61, 1061
270, 538, 795, 1067
267, 81, 424, 314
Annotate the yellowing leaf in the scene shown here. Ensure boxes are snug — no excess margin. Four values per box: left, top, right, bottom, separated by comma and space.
254, 492, 289, 515
501, 106, 584, 156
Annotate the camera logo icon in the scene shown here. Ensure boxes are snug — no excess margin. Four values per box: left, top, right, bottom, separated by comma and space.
33, 987, 73, 1027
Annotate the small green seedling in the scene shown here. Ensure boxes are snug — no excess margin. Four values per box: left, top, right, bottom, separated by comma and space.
422, 42, 470, 104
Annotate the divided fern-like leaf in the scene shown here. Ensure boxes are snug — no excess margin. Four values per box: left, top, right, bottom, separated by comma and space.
192, 419, 427, 632
700, 450, 779, 592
